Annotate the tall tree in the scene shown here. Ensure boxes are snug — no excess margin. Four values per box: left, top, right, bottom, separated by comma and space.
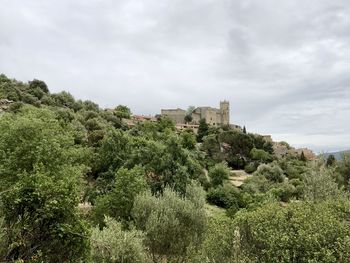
0, 106, 89, 262
197, 118, 209, 142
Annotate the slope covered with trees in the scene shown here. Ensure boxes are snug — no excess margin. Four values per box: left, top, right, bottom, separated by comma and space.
1, 74, 350, 262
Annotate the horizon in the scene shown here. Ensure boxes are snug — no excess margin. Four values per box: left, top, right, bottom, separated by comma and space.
1, 0, 350, 153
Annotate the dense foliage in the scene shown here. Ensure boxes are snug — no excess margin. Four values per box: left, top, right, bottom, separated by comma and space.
1, 74, 350, 262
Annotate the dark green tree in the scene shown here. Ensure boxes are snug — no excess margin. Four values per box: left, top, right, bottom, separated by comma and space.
326, 154, 336, 167
0, 106, 89, 262
208, 162, 230, 187
115, 105, 131, 120
197, 118, 209, 142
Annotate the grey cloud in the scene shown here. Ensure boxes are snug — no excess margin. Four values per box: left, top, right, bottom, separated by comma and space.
0, 0, 350, 152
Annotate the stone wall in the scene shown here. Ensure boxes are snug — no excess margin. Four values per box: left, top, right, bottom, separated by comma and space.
161, 108, 186, 124
161, 101, 230, 126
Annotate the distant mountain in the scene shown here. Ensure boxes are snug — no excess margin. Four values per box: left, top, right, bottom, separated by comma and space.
321, 150, 350, 160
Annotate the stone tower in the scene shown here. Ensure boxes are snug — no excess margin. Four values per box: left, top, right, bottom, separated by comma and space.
220, 100, 230, 125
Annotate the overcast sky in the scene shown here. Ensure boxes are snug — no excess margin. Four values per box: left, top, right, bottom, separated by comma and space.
1, 0, 350, 153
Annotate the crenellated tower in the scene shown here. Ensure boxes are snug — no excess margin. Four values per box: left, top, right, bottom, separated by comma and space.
220, 100, 230, 125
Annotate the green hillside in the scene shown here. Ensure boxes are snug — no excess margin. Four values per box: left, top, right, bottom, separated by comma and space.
1, 74, 350, 262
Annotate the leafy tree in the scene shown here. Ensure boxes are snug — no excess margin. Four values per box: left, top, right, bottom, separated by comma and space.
115, 105, 131, 119
184, 114, 193, 123
0, 106, 89, 262
91, 217, 150, 263
132, 183, 207, 262
197, 118, 209, 142
235, 201, 350, 263
207, 183, 243, 210
219, 131, 254, 168
0, 74, 21, 101
336, 153, 350, 189
300, 151, 307, 161
93, 166, 149, 225
254, 163, 285, 183
326, 154, 336, 167
250, 148, 272, 163
189, 213, 238, 263
201, 134, 223, 164
51, 91, 76, 109
180, 130, 197, 150
29, 79, 49, 93
82, 100, 99, 112
304, 164, 344, 203
157, 116, 175, 132
243, 126, 247, 134
208, 162, 230, 187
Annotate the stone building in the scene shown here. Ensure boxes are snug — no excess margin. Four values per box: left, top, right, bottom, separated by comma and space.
161, 101, 230, 126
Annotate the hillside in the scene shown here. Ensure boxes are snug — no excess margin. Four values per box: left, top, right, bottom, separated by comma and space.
322, 150, 350, 160
1, 74, 350, 262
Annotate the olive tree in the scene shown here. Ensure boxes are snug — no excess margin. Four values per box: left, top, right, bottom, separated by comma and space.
132, 183, 207, 262
91, 217, 150, 263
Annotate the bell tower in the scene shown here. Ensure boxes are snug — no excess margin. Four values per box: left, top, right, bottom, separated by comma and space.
220, 100, 230, 125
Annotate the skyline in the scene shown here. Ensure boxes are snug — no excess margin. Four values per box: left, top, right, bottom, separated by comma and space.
1, 0, 350, 153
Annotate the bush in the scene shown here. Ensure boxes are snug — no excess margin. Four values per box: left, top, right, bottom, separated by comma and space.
250, 148, 272, 163
91, 217, 150, 263
93, 166, 149, 226
132, 183, 207, 262
207, 184, 243, 209
234, 201, 350, 262
244, 162, 258, 173
254, 163, 285, 183
208, 162, 230, 187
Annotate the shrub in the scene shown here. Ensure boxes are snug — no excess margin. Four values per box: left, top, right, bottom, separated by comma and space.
254, 163, 285, 183
235, 201, 350, 262
91, 217, 150, 263
208, 162, 230, 187
132, 183, 207, 262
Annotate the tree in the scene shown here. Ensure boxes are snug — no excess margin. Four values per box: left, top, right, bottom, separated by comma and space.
234, 201, 350, 262
0, 106, 89, 262
254, 163, 285, 183
180, 130, 197, 150
197, 118, 209, 142
91, 217, 150, 263
93, 166, 149, 225
208, 162, 230, 187
304, 164, 344, 203
336, 153, 350, 189
132, 183, 207, 262
184, 114, 193, 123
243, 126, 247, 134
29, 79, 49, 93
250, 148, 272, 163
219, 131, 254, 168
300, 151, 307, 161
189, 214, 238, 263
184, 106, 195, 124
326, 154, 336, 167
115, 105, 131, 119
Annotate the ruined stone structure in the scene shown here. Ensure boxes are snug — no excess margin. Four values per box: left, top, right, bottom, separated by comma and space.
161, 101, 230, 126
0, 99, 13, 114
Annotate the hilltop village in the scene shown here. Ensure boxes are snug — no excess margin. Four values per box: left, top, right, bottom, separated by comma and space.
118, 100, 316, 160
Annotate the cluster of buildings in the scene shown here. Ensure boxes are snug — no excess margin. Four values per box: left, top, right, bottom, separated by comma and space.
160, 101, 241, 132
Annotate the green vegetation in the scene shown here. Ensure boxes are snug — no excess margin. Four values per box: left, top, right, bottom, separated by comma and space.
1, 74, 350, 262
